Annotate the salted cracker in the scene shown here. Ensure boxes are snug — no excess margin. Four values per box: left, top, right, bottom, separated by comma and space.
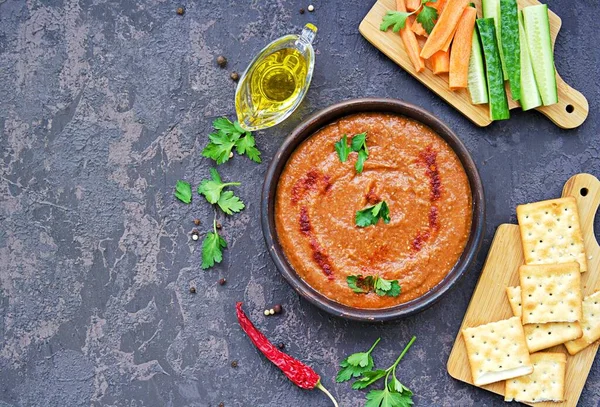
519, 263, 582, 324
504, 352, 566, 403
462, 316, 533, 386
565, 290, 600, 355
517, 196, 587, 272
506, 286, 583, 352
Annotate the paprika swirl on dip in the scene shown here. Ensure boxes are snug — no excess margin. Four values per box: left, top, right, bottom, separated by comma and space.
274, 113, 472, 309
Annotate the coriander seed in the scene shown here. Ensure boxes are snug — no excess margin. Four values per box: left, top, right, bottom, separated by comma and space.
264, 310, 270, 316
231, 360, 238, 368
193, 218, 201, 226
176, 6, 185, 15
230, 71, 239, 82
269, 309, 275, 315
307, 4, 314, 12
216, 222, 222, 230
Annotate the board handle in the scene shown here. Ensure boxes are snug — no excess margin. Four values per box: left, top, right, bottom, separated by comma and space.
562, 173, 600, 252
536, 73, 589, 130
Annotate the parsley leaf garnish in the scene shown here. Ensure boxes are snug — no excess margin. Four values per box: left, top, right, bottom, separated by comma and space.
336, 338, 381, 383
335, 135, 351, 162
356, 201, 390, 227
201, 218, 227, 269
416, 4, 438, 34
355, 336, 417, 407
202, 117, 262, 164
197, 168, 245, 215
380, 1, 438, 35
347, 275, 401, 298
380, 11, 413, 32
175, 180, 192, 204
350, 132, 369, 173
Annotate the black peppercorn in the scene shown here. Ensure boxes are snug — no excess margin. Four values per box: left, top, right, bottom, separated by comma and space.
176, 6, 185, 15
216, 55, 227, 68
299, 8, 305, 14
230, 71, 239, 82
218, 403, 225, 407
218, 278, 226, 286
189, 286, 196, 294
216, 222, 222, 230
273, 304, 282, 314
193, 218, 200, 226
278, 342, 285, 349
231, 360, 238, 368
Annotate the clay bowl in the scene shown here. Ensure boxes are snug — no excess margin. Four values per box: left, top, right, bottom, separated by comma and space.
261, 98, 485, 322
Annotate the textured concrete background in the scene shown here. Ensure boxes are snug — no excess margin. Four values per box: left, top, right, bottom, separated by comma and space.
0, 0, 599, 406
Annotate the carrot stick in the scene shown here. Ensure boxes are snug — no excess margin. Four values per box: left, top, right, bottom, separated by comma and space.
411, 0, 448, 37
431, 50, 450, 74
440, 23, 459, 51
449, 6, 477, 89
396, 0, 425, 72
406, 0, 421, 11
420, 0, 470, 59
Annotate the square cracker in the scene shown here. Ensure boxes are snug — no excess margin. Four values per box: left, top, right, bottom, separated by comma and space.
565, 290, 600, 355
520, 263, 582, 324
504, 352, 567, 403
462, 316, 533, 386
517, 196, 587, 272
506, 286, 583, 352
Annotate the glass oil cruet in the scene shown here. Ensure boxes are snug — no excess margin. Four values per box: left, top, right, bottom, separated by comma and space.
235, 23, 317, 131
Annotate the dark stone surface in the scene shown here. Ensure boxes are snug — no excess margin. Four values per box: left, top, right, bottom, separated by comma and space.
0, 0, 598, 406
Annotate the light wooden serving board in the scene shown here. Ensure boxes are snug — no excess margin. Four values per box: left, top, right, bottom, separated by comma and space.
447, 173, 600, 407
359, 0, 589, 129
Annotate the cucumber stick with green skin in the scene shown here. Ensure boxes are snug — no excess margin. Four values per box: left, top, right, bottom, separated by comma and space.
477, 18, 510, 121
522, 5, 558, 106
518, 12, 542, 110
500, 0, 520, 101
468, 29, 489, 104
482, 0, 507, 79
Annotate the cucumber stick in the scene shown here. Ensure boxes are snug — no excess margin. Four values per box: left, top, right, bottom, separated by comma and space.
482, 0, 507, 79
518, 12, 542, 110
522, 5, 558, 106
477, 18, 510, 121
468, 29, 489, 104
500, 0, 520, 101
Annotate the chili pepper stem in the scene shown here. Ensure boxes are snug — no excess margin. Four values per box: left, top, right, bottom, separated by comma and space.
315, 381, 339, 407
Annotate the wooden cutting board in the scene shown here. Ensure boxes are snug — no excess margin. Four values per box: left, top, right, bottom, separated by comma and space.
358, 0, 589, 129
447, 173, 600, 407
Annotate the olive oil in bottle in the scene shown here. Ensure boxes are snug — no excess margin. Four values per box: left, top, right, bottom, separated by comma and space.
235, 24, 317, 131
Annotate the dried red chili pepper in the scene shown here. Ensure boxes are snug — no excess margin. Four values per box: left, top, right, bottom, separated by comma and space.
236, 302, 338, 406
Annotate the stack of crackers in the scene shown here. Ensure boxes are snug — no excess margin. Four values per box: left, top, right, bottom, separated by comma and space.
462, 197, 600, 403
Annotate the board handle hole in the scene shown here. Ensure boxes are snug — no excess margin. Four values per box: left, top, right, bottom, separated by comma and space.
566, 104, 575, 114
580, 187, 589, 197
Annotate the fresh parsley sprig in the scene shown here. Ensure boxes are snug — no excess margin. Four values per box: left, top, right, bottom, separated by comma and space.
197, 168, 245, 215
202, 118, 262, 164
334, 132, 369, 173
175, 180, 192, 204
355, 336, 417, 407
356, 201, 390, 227
336, 338, 381, 383
380, 0, 438, 35
347, 275, 401, 297
201, 217, 227, 269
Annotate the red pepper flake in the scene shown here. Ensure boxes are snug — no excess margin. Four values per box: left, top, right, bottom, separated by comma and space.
291, 170, 323, 204
299, 206, 312, 235
310, 238, 334, 279
419, 145, 442, 202
428, 206, 439, 230
365, 185, 380, 205
323, 175, 333, 193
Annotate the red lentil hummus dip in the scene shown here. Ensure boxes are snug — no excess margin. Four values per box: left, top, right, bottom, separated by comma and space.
275, 113, 472, 309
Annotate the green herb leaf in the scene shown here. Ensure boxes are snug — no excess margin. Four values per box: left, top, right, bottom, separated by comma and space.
217, 190, 245, 215
355, 201, 390, 227
347, 275, 375, 293
234, 133, 262, 163
198, 169, 245, 214
350, 132, 368, 153
389, 377, 413, 396
347, 275, 400, 298
352, 369, 388, 390
202, 118, 261, 164
175, 180, 192, 204
416, 5, 438, 35
336, 338, 382, 382
380, 11, 412, 32
356, 149, 368, 174
376, 277, 401, 297
201, 219, 227, 269
365, 388, 413, 407
335, 135, 351, 163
